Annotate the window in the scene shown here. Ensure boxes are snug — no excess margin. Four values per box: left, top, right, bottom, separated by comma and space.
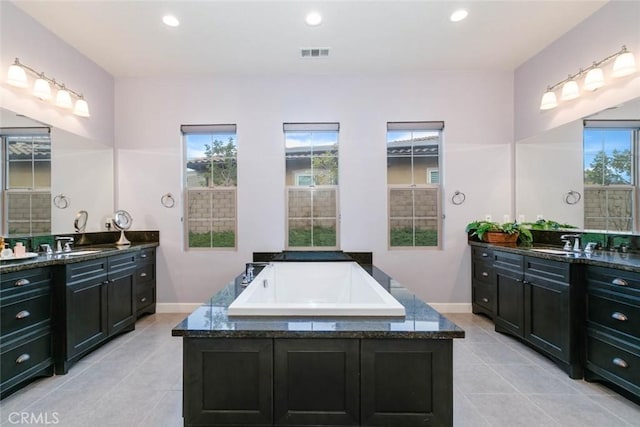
285, 123, 339, 249
1, 128, 51, 235
583, 120, 640, 232
182, 124, 237, 249
387, 121, 443, 248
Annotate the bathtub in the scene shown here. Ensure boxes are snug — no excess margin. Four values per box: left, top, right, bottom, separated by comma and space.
227, 262, 406, 317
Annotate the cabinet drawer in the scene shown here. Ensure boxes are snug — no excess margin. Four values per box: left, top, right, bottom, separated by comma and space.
138, 248, 155, 263
525, 256, 570, 284
1, 290, 51, 339
472, 260, 494, 283
473, 281, 494, 311
136, 263, 155, 283
586, 329, 640, 389
588, 291, 640, 339
472, 246, 493, 261
493, 251, 523, 274
136, 282, 155, 308
586, 266, 640, 298
108, 252, 137, 274
66, 258, 108, 284
1, 268, 52, 294
1, 331, 52, 384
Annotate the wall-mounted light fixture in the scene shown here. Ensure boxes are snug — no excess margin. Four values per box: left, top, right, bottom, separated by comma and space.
540, 45, 636, 111
5, 58, 90, 117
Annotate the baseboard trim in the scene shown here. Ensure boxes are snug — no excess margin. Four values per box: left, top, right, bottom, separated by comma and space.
157, 302, 473, 314
428, 303, 472, 313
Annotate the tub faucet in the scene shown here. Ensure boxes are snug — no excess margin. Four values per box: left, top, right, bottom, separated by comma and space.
560, 234, 581, 252
247, 265, 255, 282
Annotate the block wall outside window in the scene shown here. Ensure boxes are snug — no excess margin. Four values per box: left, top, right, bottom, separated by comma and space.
182, 124, 237, 250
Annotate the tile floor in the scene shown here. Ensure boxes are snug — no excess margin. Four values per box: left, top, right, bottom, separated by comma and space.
1, 312, 639, 426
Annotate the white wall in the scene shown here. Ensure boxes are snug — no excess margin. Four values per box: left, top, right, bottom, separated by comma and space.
115, 72, 513, 306
0, 2, 114, 146
514, 1, 640, 141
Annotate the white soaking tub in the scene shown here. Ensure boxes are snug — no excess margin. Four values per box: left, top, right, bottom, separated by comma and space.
227, 262, 405, 317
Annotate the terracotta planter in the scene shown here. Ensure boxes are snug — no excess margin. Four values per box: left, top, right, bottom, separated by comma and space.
483, 231, 519, 244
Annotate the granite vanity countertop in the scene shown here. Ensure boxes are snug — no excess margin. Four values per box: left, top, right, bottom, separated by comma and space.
172, 265, 465, 340
0, 242, 159, 273
470, 240, 640, 272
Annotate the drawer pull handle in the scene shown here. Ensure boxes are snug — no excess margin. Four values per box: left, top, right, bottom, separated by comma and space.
141, 297, 147, 302
612, 357, 628, 368
611, 312, 628, 322
482, 272, 489, 277
16, 310, 31, 319
482, 298, 489, 303
15, 279, 30, 287
140, 254, 147, 258
612, 278, 628, 287
16, 354, 31, 364
140, 272, 147, 278
481, 252, 488, 257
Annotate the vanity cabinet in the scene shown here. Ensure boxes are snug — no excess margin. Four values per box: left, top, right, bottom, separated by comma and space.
471, 246, 495, 319
584, 265, 640, 399
135, 247, 156, 317
183, 337, 452, 427
0, 267, 54, 399
492, 250, 581, 378
55, 252, 136, 374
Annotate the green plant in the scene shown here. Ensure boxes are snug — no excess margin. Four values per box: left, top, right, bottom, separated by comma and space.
465, 220, 532, 244
523, 219, 577, 230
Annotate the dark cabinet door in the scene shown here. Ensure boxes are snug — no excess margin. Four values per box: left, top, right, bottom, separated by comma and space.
66, 277, 108, 359
183, 338, 273, 426
107, 271, 135, 335
274, 339, 359, 426
495, 270, 524, 337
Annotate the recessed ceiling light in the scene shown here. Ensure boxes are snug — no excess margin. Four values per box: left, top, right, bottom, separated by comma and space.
305, 11, 322, 26
450, 9, 468, 23
162, 14, 180, 27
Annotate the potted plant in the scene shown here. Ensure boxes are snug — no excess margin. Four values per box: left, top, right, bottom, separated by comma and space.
465, 220, 533, 244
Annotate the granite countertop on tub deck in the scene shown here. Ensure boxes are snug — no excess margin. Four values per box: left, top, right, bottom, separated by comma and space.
172, 265, 465, 340
470, 240, 640, 273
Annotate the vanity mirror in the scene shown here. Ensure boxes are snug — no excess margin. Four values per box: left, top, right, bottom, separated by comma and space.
0, 107, 114, 236
515, 97, 640, 233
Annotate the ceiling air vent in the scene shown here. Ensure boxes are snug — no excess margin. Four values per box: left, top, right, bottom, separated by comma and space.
300, 48, 330, 58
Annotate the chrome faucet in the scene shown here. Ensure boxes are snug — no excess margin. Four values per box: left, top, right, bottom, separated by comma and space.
55, 236, 74, 253
560, 234, 581, 252
247, 265, 255, 282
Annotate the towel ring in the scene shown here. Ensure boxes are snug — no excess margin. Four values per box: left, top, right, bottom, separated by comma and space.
451, 190, 466, 205
161, 193, 175, 208
53, 194, 69, 209
564, 190, 581, 205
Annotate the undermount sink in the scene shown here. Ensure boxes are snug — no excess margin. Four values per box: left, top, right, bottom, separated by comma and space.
530, 248, 572, 255
58, 250, 102, 257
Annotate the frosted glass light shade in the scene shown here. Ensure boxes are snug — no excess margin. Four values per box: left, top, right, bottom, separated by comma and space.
584, 68, 604, 91
540, 91, 558, 110
73, 98, 90, 117
612, 51, 636, 77
32, 78, 51, 100
7, 64, 28, 88
561, 80, 580, 101
55, 88, 73, 109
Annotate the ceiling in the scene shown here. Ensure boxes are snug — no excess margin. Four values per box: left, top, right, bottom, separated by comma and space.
13, 0, 608, 78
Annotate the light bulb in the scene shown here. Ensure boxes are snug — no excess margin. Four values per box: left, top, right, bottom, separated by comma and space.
7, 62, 28, 88
584, 67, 604, 91
450, 9, 468, 22
612, 51, 636, 77
305, 11, 322, 26
561, 80, 579, 101
73, 98, 90, 117
540, 90, 558, 110
55, 87, 73, 109
32, 77, 52, 100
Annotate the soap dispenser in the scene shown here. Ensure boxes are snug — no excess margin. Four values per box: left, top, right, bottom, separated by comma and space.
13, 242, 26, 257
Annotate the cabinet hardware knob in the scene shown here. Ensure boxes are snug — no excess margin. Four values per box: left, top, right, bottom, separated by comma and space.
611, 312, 628, 322
140, 272, 147, 278
482, 298, 489, 303
612, 357, 628, 368
15, 310, 31, 319
16, 354, 31, 364
141, 297, 147, 302
612, 278, 628, 287
482, 272, 489, 277
103, 280, 110, 285
481, 252, 488, 257
140, 254, 147, 258
15, 279, 30, 287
